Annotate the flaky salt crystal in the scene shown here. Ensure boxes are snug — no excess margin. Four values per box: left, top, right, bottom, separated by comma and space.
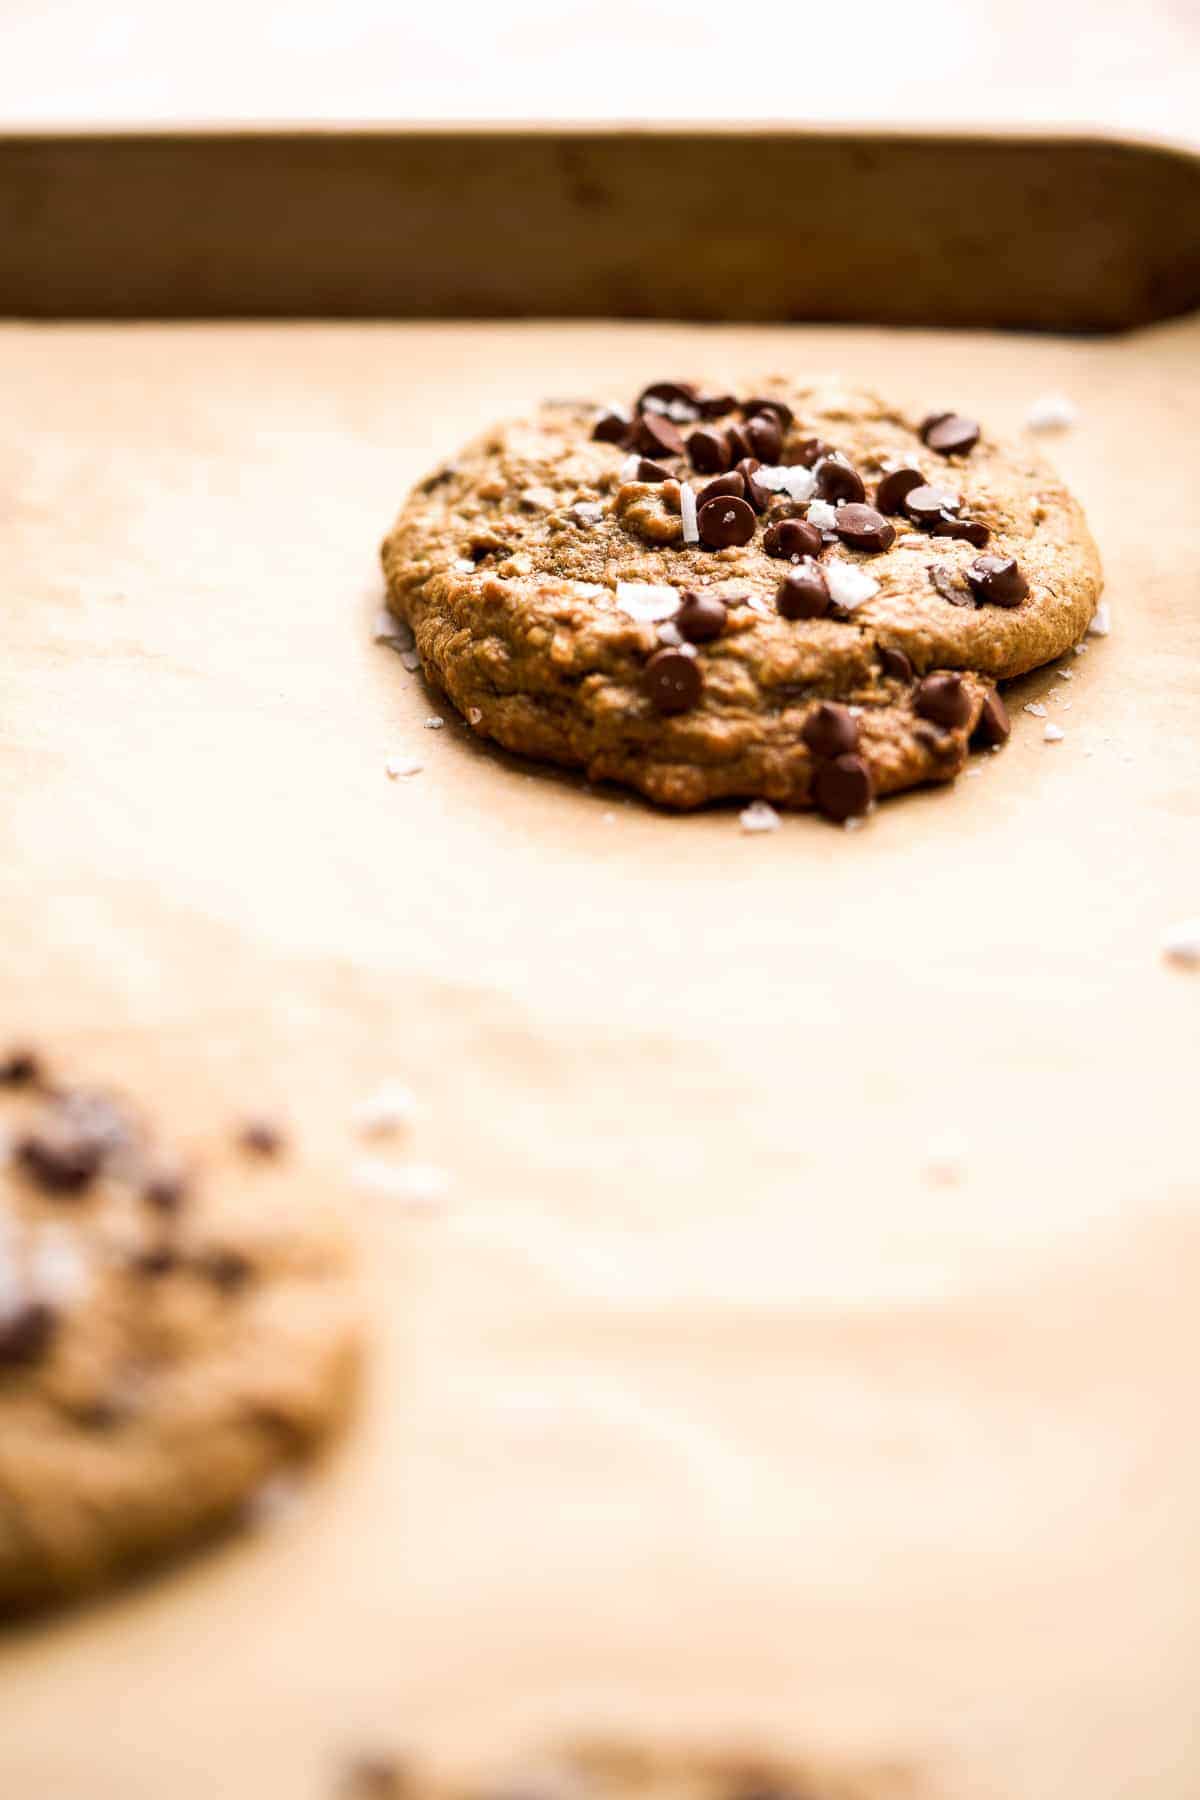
1043, 723, 1065, 742
824, 560, 878, 610
805, 498, 838, 531
615, 582, 679, 622
753, 464, 817, 504
385, 754, 422, 779
680, 484, 699, 545
1023, 702, 1047, 718
1088, 602, 1111, 637
1026, 391, 1078, 431
739, 800, 781, 834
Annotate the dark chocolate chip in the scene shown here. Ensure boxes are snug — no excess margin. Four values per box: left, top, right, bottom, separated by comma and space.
966, 554, 1029, 607
695, 391, 737, 418
878, 645, 914, 683
915, 671, 972, 728
697, 494, 756, 549
922, 413, 980, 457
686, 426, 733, 474
636, 458, 672, 484
973, 688, 1012, 748
238, 1119, 284, 1157
634, 413, 686, 459
342, 1758, 408, 1800
417, 463, 459, 493
637, 380, 697, 411
0, 1300, 57, 1370
741, 395, 794, 429
834, 503, 895, 554
927, 564, 971, 607
696, 472, 746, 507
815, 455, 866, 505
743, 414, 782, 463
874, 467, 925, 515
725, 422, 753, 463
198, 1248, 254, 1293
644, 645, 702, 714
931, 514, 990, 548
763, 517, 823, 560
776, 564, 830, 620
802, 702, 860, 758
0, 1047, 41, 1086
904, 484, 959, 527
813, 754, 873, 822
795, 437, 830, 468
736, 458, 772, 513
674, 590, 727, 644
591, 409, 631, 446
16, 1121, 105, 1195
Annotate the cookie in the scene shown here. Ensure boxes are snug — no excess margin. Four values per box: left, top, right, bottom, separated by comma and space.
381, 379, 1101, 818
0, 1061, 360, 1615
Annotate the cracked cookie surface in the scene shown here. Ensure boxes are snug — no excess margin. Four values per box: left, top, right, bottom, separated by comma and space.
0, 1065, 360, 1616
381, 379, 1101, 814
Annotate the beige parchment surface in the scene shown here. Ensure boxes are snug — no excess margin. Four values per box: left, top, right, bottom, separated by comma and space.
0, 318, 1197, 1800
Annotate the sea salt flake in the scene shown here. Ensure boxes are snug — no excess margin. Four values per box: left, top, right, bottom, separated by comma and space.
453, 557, 476, 573
619, 454, 640, 482
1026, 390, 1078, 432
1074, 642, 1088, 655
353, 1080, 417, 1138
615, 582, 679, 623
399, 649, 421, 672
1088, 602, 1111, 637
572, 500, 604, 525
1023, 702, 1047, 718
739, 800, 781, 834
680, 484, 699, 545
805, 498, 838, 531
385, 754, 422, 779
824, 560, 878, 610
1055, 667, 1073, 680
569, 581, 606, 598
1162, 920, 1200, 969
423, 716, 444, 730
657, 621, 684, 647
1044, 723, 1065, 742
642, 395, 699, 423
754, 463, 817, 504
372, 608, 414, 652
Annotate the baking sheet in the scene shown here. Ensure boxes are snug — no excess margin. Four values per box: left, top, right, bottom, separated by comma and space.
0, 315, 1197, 1800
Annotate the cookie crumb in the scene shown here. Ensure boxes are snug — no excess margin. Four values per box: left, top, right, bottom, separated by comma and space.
1162, 919, 1200, 969
1043, 723, 1065, 743
353, 1082, 416, 1139
1088, 602, 1111, 637
385, 754, 423, 780
1026, 391, 1078, 432
739, 799, 781, 834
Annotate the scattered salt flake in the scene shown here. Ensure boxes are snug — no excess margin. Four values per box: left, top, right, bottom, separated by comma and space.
1023, 702, 1047, 718
739, 800, 781, 834
570, 580, 606, 599
1026, 390, 1078, 432
353, 1080, 417, 1139
680, 484, 699, 544
467, 706, 483, 725
926, 1129, 968, 1186
1162, 920, 1200, 969
452, 557, 476, 573
657, 621, 684, 647
601, 812, 616, 826
746, 595, 773, 618
805, 498, 838, 531
372, 608, 414, 652
825, 560, 878, 610
385, 754, 422, 779
352, 1156, 450, 1209
843, 816, 865, 832
1055, 667, 1074, 680
1088, 602, 1111, 637
615, 581, 679, 623
423, 715, 444, 730
619, 454, 640, 482
1074, 642, 1088, 655
1044, 723, 1065, 742
243, 1474, 306, 1530
399, 649, 421, 672
753, 464, 817, 504
572, 500, 604, 525
643, 394, 698, 423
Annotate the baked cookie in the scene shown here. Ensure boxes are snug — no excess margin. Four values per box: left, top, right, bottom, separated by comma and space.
381, 379, 1101, 818
0, 1055, 360, 1616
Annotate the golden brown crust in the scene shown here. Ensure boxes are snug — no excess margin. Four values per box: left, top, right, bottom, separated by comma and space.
381, 379, 1101, 812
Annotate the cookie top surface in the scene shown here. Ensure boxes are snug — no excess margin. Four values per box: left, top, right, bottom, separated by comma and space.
381, 378, 1101, 815
0, 1063, 360, 1615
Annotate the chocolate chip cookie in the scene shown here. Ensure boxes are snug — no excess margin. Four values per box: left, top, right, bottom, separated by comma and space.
381, 379, 1101, 819
0, 1058, 360, 1615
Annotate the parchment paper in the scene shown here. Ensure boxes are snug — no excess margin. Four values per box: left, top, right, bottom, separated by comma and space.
0, 318, 1197, 1800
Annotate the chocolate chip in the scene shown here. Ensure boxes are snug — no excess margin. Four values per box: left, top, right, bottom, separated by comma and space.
795, 438, 830, 468
686, 426, 732, 474
736, 458, 771, 512
675, 590, 726, 644
696, 472, 746, 507
16, 1121, 105, 1195
143, 1167, 189, 1214
813, 754, 873, 822
815, 455, 866, 505
644, 645, 702, 714
238, 1119, 284, 1156
834, 503, 895, 553
637, 380, 697, 411
915, 671, 972, 728
591, 409, 631, 445
931, 514, 990, 548
741, 396, 794, 429
198, 1247, 253, 1293
903, 484, 959, 527
636, 458, 672, 484
874, 467, 924, 515
743, 414, 782, 463
635, 413, 686, 459
922, 413, 980, 457
802, 702, 860, 758
697, 494, 756, 549
973, 688, 1011, 747
878, 645, 914, 683
696, 391, 737, 418
763, 517, 822, 560
0, 1046, 41, 1086
0, 1300, 57, 1370
342, 1758, 408, 1800
724, 423, 753, 464
927, 564, 970, 607
966, 554, 1029, 607
776, 564, 830, 620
